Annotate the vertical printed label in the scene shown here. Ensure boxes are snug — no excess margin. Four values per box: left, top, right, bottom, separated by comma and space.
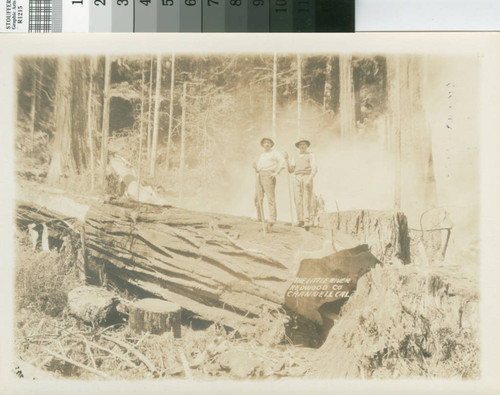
90, 0, 112, 31
1, 0, 29, 32
63, 0, 90, 32
112, 0, 133, 32
248, 0, 269, 32
158, 0, 181, 32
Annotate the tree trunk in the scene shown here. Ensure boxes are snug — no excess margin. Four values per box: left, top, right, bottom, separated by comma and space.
386, 55, 402, 210
179, 82, 187, 208
30, 61, 39, 154
129, 298, 182, 337
297, 53, 302, 139
150, 54, 162, 177
203, 114, 209, 197
387, 55, 437, 216
323, 56, 333, 113
319, 209, 410, 264
137, 61, 146, 201
47, 57, 73, 185
165, 53, 175, 172
87, 57, 96, 192
100, 55, 112, 190
272, 52, 277, 142
339, 54, 356, 141
146, 56, 154, 168
315, 263, 479, 378
424, 122, 437, 206
70, 57, 91, 172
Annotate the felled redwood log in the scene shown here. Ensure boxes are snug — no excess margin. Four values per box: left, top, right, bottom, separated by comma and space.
319, 210, 410, 264
15, 184, 297, 330
82, 202, 290, 328
16, 182, 412, 332
129, 298, 182, 337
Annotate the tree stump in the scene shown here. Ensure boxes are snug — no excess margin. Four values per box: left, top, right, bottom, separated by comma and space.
67, 285, 119, 326
129, 298, 182, 337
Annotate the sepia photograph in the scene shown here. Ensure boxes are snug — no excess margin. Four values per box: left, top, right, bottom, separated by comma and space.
0, 34, 499, 393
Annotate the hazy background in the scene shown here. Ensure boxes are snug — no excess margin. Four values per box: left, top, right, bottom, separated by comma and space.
15, 54, 480, 240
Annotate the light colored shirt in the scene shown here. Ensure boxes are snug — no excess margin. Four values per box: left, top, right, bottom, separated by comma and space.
290, 152, 317, 175
257, 150, 286, 173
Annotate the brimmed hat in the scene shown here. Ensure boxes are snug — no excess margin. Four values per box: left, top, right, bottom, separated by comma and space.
260, 137, 275, 147
295, 138, 311, 148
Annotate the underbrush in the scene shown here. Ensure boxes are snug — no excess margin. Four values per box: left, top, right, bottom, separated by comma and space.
14, 231, 312, 380
15, 231, 80, 317
15, 305, 312, 380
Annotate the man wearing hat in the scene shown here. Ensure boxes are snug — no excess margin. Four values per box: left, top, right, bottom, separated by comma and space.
285, 138, 317, 227
252, 137, 286, 224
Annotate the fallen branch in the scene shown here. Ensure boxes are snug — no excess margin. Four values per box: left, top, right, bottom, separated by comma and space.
84, 339, 137, 369
179, 351, 193, 380
47, 351, 110, 379
79, 336, 97, 369
101, 334, 157, 373
94, 323, 125, 337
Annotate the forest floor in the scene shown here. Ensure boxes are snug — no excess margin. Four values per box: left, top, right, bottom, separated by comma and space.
12, 133, 481, 380
13, 229, 321, 381
12, 204, 481, 381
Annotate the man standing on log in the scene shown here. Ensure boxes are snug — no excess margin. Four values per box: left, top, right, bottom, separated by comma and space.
285, 138, 317, 228
253, 138, 285, 225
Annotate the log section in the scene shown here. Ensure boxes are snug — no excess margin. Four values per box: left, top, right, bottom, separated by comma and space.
129, 298, 182, 337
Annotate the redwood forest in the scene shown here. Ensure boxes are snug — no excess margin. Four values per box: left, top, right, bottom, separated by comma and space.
13, 51, 481, 380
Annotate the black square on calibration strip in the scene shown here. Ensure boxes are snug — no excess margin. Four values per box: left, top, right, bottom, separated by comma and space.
29, 0, 52, 32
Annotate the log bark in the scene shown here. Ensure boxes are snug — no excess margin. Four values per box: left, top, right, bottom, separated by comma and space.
100, 55, 112, 190
16, 183, 310, 329
16, 182, 411, 331
314, 263, 479, 378
320, 209, 410, 264
129, 298, 181, 337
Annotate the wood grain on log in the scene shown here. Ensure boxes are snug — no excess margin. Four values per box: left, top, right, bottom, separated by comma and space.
16, 182, 410, 332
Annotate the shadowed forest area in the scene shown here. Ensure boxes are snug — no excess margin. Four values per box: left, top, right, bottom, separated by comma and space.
15, 54, 414, 215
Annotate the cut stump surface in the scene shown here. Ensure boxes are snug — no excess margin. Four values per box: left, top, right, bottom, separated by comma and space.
129, 298, 182, 337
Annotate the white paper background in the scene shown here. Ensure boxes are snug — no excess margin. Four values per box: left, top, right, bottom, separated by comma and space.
356, 0, 500, 31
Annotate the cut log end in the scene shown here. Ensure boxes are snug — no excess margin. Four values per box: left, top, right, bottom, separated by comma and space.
129, 298, 182, 338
